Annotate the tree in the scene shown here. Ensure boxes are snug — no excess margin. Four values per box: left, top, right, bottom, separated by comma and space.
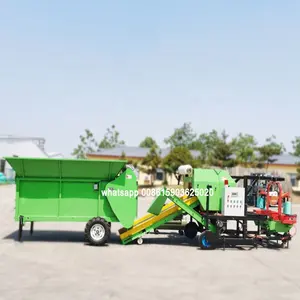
120, 151, 126, 159
256, 135, 285, 169
162, 146, 196, 184
72, 129, 98, 159
190, 130, 237, 168
291, 136, 300, 180
232, 133, 258, 167
140, 146, 162, 185
120, 151, 139, 168
127, 158, 139, 169
189, 130, 219, 166
291, 136, 300, 157
164, 122, 197, 149
139, 137, 158, 148
99, 125, 125, 149
209, 130, 237, 168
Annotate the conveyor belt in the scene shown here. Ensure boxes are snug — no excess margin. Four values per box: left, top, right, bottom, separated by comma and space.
118, 196, 199, 244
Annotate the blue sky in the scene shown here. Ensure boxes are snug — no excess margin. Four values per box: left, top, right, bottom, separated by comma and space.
1, 1, 299, 156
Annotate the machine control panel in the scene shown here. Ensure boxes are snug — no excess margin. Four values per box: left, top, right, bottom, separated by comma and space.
222, 187, 245, 217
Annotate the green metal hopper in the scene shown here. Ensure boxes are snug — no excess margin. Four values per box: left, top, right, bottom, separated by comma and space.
5, 157, 126, 180
5, 157, 139, 245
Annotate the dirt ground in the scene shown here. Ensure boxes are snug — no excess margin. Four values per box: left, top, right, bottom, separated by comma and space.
1, 184, 300, 300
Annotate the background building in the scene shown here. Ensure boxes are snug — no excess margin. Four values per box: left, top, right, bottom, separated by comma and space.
264, 153, 300, 192
0, 135, 63, 181
87, 146, 300, 191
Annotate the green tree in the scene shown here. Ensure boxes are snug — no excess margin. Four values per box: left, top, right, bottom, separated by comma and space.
120, 151, 126, 160
72, 129, 98, 159
291, 136, 300, 180
256, 135, 285, 169
99, 125, 125, 148
291, 136, 300, 156
232, 133, 258, 166
209, 130, 237, 168
140, 146, 162, 185
120, 151, 139, 168
127, 159, 139, 169
162, 146, 196, 184
139, 137, 158, 148
164, 122, 197, 149
189, 130, 219, 165
191, 130, 237, 168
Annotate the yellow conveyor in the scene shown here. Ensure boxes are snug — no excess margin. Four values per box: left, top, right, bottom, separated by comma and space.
119, 196, 198, 244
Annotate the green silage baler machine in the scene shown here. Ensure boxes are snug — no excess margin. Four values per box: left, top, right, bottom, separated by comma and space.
5, 157, 297, 249
137, 168, 297, 249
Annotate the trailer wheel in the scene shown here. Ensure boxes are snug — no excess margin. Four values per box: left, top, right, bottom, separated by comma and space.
137, 237, 143, 245
85, 217, 110, 246
199, 231, 216, 250
184, 222, 199, 239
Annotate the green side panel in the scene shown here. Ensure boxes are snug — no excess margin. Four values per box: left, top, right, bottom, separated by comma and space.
192, 168, 236, 212
58, 181, 116, 219
147, 190, 168, 215
17, 180, 60, 218
7, 157, 127, 223
15, 178, 118, 222
105, 168, 138, 229
98, 181, 118, 220
267, 220, 293, 233
59, 182, 98, 217
4, 157, 127, 181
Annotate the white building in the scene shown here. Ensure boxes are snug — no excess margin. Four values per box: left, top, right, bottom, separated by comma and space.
0, 135, 62, 180
47, 152, 64, 158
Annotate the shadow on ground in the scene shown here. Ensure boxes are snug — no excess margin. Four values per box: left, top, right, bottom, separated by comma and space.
2, 229, 284, 251
4, 229, 92, 243
3, 229, 197, 247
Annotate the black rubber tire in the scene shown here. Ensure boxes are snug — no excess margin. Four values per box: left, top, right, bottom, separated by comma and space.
184, 222, 199, 239
84, 217, 111, 246
199, 231, 216, 250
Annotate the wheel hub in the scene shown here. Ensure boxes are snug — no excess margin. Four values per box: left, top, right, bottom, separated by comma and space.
90, 224, 105, 241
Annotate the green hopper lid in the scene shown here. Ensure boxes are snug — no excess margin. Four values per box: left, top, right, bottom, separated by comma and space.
4, 157, 127, 180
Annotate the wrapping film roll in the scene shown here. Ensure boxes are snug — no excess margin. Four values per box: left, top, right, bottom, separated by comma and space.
177, 165, 193, 175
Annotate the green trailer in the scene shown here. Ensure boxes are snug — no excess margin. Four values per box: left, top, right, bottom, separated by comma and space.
5, 157, 139, 246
